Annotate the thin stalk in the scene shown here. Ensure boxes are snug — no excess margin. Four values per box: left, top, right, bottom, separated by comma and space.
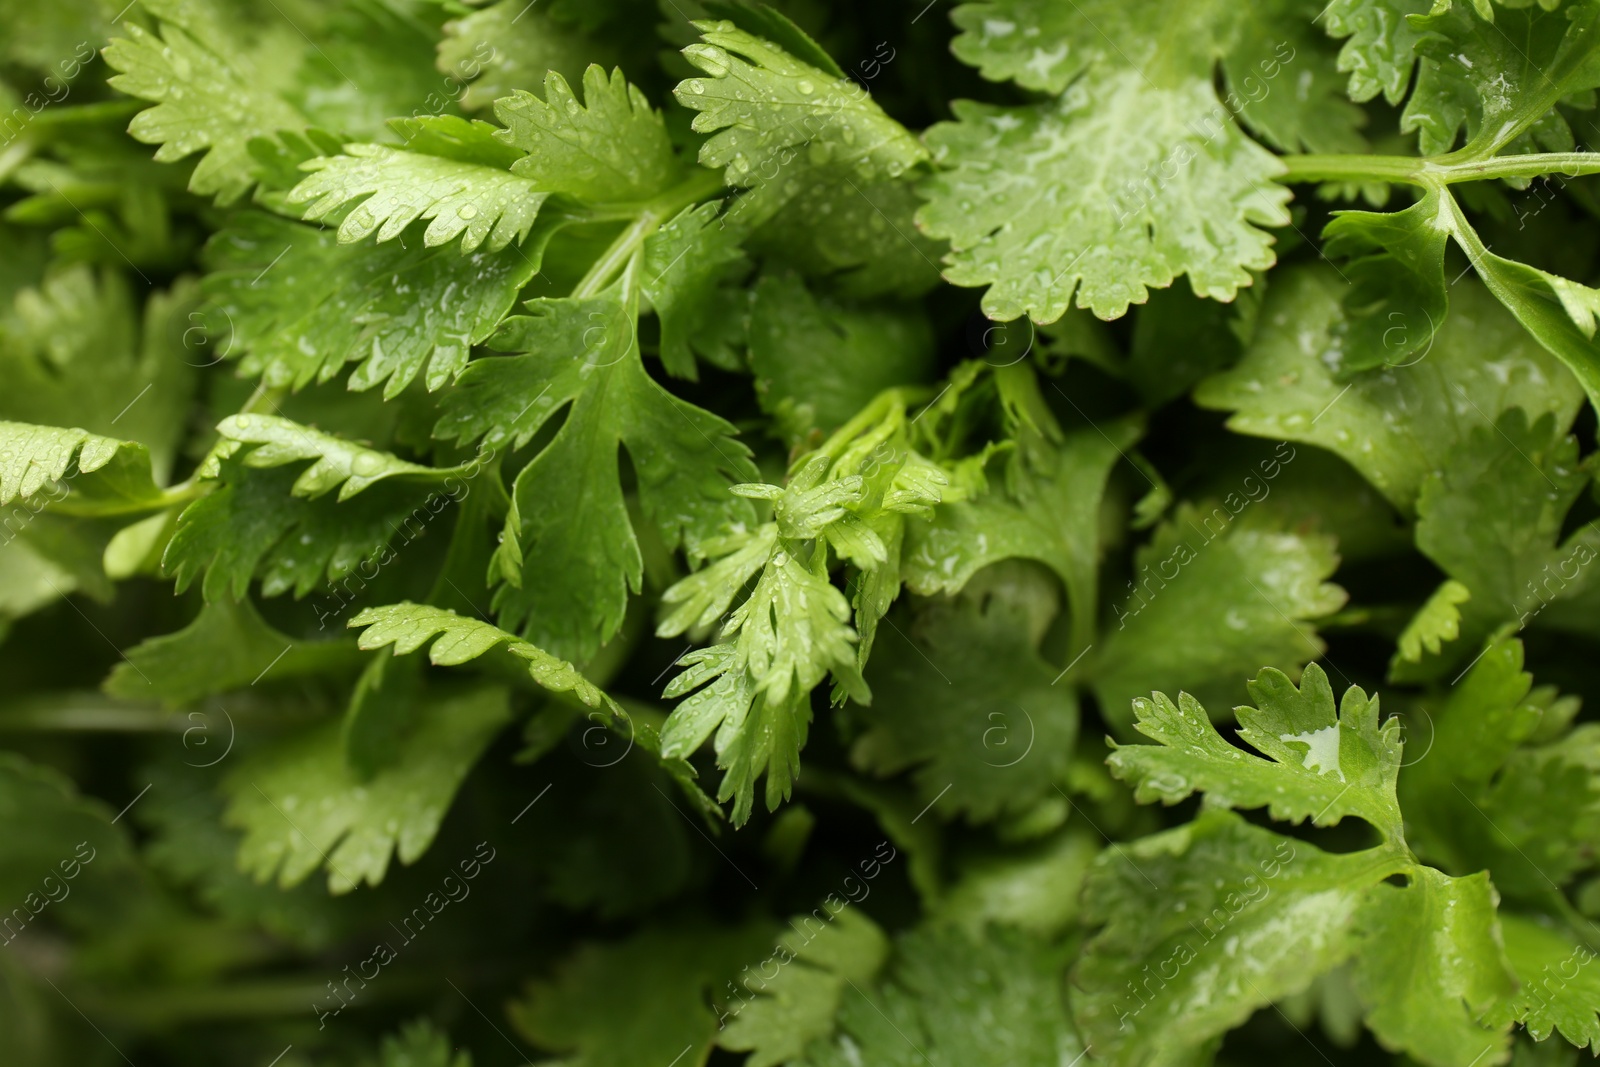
1280, 151, 1600, 187
570, 169, 726, 298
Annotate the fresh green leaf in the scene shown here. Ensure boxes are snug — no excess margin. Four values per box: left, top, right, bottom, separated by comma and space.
640, 201, 750, 378
852, 561, 1080, 823
202, 211, 546, 396
796, 923, 1082, 1067
1322, 184, 1451, 374
1393, 579, 1472, 666
348, 601, 611, 710
919, 83, 1288, 323
224, 682, 511, 892
0, 421, 164, 514
717, 907, 890, 1067
163, 418, 468, 601
289, 135, 548, 253
1491, 914, 1600, 1050
436, 290, 755, 661
675, 21, 927, 193
1351, 868, 1516, 1066
1108, 662, 1404, 840
509, 924, 776, 1067
1415, 409, 1592, 632
105, 596, 364, 705
104, 16, 309, 203
747, 272, 934, 445
1076, 809, 1400, 1065
1195, 266, 1583, 511
1092, 504, 1347, 732
496, 65, 680, 202
1322, 0, 1431, 105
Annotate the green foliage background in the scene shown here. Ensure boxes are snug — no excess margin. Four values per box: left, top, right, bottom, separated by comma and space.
2, 0, 1600, 1064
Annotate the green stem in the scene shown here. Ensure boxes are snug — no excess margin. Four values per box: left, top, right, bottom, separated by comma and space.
572, 211, 657, 298
0, 694, 173, 732
570, 168, 726, 298
1279, 153, 1424, 185
1279, 151, 1600, 187
239, 381, 287, 415
47, 480, 207, 518
85, 973, 440, 1028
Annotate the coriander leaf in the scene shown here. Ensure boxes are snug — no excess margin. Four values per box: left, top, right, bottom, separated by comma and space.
640, 201, 750, 379
1108, 662, 1404, 840
509, 924, 776, 1067
1393, 579, 1472, 666
1, 266, 198, 481
903, 414, 1140, 654
1400, 638, 1600, 902
289, 139, 548, 254
661, 551, 857, 822
1446, 197, 1600, 415
105, 596, 364, 705
106, 0, 444, 202
1093, 504, 1347, 732
930, 0, 1368, 322
1352, 868, 1516, 1066
1415, 409, 1591, 632
1227, 5, 1369, 155
935, 828, 1100, 938
376, 1020, 470, 1067
0, 751, 141, 925
1322, 0, 1431, 105
225, 682, 510, 892
853, 561, 1079, 823
0, 421, 163, 514
1322, 184, 1451, 374
655, 523, 780, 638
1491, 914, 1600, 1049
747, 272, 934, 446
946, 0, 1080, 93
1076, 810, 1401, 1066
1469, 732, 1600, 900
1195, 266, 1583, 511
717, 907, 890, 1067
163, 444, 459, 602
349, 601, 718, 817
675, 21, 927, 189
948, 0, 1359, 150
207, 413, 463, 502
699, 0, 845, 78
656, 394, 954, 825
918, 78, 1288, 323
796, 923, 1081, 1067
1405, 0, 1600, 157
139, 756, 362, 950
104, 18, 309, 203
202, 211, 544, 396
437, 0, 616, 113
747, 171, 944, 300
496, 65, 679, 202
436, 291, 755, 662
349, 601, 610, 710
